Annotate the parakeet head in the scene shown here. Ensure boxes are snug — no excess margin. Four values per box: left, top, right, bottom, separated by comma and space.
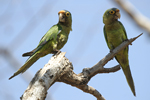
58, 10, 72, 29
103, 8, 121, 25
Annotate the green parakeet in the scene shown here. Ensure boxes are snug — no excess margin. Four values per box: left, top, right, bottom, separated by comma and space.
103, 8, 136, 96
9, 10, 72, 80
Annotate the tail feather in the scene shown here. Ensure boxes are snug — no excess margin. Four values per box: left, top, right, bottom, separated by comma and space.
122, 66, 136, 96
22, 49, 36, 57
9, 53, 40, 80
22, 51, 33, 57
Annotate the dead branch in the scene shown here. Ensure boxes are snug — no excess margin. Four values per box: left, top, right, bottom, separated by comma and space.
21, 33, 143, 100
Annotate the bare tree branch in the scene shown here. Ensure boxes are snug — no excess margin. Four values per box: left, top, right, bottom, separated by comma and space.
82, 33, 143, 79
113, 0, 150, 34
21, 33, 143, 100
58, 69, 106, 100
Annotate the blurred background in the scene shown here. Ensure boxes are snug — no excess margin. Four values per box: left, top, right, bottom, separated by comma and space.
0, 0, 150, 100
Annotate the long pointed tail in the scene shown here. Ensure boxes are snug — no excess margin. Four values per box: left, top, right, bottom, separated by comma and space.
122, 66, 136, 96
9, 53, 40, 80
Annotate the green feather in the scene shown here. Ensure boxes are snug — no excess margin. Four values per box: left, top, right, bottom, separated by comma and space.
9, 10, 72, 79
103, 8, 136, 96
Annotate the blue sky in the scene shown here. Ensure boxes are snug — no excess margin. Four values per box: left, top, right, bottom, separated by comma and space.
0, 0, 150, 100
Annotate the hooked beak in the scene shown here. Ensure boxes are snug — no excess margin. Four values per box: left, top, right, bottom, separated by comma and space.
115, 9, 121, 19
58, 10, 66, 22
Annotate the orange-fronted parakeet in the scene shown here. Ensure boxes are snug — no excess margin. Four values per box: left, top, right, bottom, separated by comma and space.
103, 8, 136, 96
9, 10, 72, 79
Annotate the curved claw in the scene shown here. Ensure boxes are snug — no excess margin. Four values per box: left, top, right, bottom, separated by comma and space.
52, 49, 61, 55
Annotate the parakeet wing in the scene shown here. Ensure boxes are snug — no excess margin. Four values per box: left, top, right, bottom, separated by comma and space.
118, 21, 129, 53
103, 26, 111, 49
118, 21, 127, 39
32, 25, 62, 55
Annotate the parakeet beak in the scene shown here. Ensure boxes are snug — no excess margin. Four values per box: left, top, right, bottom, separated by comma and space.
58, 10, 66, 22
115, 9, 121, 19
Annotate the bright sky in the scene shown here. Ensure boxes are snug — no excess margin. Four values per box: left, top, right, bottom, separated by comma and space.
0, 0, 150, 100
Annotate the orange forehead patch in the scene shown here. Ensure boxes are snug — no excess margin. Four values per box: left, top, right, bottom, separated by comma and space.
58, 10, 65, 14
116, 9, 120, 12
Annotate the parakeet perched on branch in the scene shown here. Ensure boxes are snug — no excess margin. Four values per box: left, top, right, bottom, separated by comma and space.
9, 10, 72, 80
103, 8, 136, 96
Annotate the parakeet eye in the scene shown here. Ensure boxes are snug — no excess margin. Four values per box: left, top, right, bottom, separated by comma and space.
109, 10, 115, 14
66, 12, 70, 17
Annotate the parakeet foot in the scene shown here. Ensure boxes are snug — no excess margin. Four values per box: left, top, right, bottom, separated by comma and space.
110, 49, 114, 60
110, 49, 113, 53
52, 49, 61, 55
